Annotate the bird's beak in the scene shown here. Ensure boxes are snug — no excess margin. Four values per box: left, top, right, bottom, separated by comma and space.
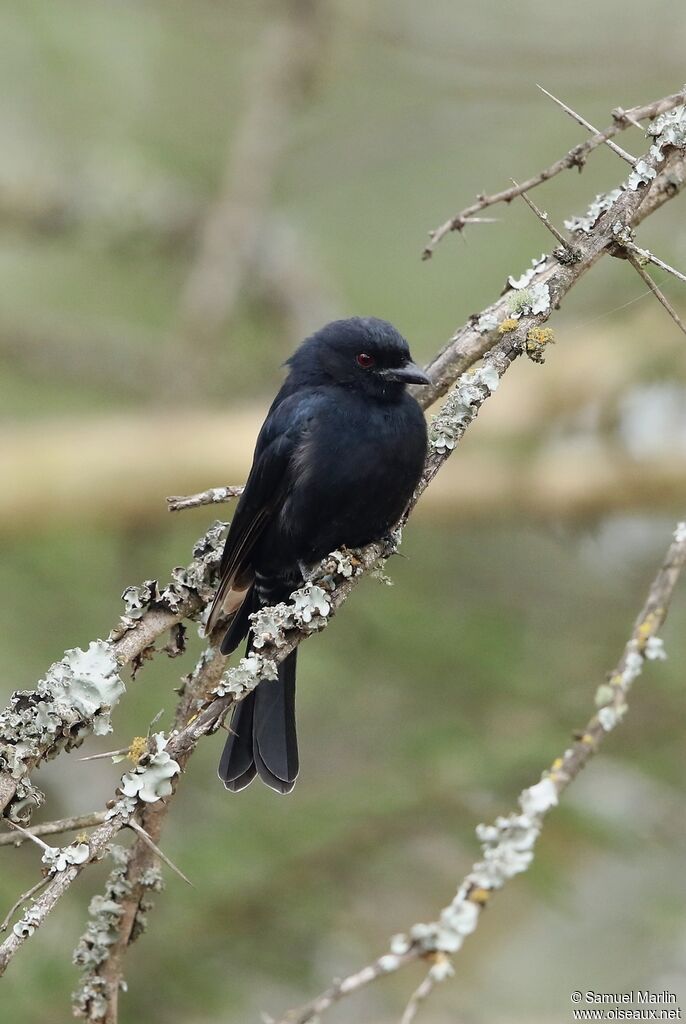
383, 362, 431, 386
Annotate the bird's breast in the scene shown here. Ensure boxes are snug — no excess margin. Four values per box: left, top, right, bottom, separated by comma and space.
279, 395, 427, 561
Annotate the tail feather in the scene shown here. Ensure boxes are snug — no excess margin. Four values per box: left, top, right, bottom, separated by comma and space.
218, 690, 256, 791
218, 650, 299, 794
253, 650, 298, 792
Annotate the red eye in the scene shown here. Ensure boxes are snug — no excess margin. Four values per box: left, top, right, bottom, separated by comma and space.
356, 352, 375, 368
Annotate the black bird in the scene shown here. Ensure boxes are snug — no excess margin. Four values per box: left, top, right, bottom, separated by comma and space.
206, 317, 429, 793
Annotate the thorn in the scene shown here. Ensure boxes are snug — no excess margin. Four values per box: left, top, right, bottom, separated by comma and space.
3, 819, 53, 853
126, 819, 194, 887
537, 84, 636, 165
623, 242, 686, 285
626, 253, 686, 337
510, 179, 569, 248
78, 747, 129, 762
616, 109, 646, 131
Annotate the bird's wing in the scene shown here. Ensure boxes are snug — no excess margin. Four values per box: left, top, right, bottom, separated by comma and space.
205, 390, 320, 636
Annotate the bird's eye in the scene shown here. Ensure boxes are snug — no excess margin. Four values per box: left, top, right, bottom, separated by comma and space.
356, 352, 375, 368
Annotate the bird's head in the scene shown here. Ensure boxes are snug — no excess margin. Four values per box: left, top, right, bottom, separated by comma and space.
286, 317, 430, 400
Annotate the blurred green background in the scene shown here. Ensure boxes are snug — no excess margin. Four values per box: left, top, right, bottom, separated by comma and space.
1, 1, 685, 1022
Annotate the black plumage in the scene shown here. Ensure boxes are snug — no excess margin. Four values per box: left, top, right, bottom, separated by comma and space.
206, 317, 429, 793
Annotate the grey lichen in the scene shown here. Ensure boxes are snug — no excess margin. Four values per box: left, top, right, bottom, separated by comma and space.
214, 555, 366, 699
109, 520, 227, 643
119, 733, 180, 803
42, 840, 90, 873
430, 363, 500, 453
0, 640, 124, 819
73, 845, 164, 1022
507, 281, 551, 319
476, 309, 499, 334
647, 103, 686, 155
507, 253, 547, 290
390, 781, 561, 959
12, 904, 42, 938
564, 188, 622, 234
213, 652, 279, 699
625, 159, 657, 192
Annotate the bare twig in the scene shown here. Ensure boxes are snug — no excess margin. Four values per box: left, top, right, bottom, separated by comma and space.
423, 86, 685, 257
626, 252, 686, 336
536, 84, 636, 164
167, 485, 245, 512
399, 966, 445, 1024
0, 812, 106, 848
275, 521, 686, 1024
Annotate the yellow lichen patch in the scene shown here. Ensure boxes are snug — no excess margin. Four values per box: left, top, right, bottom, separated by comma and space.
636, 611, 659, 649
526, 326, 555, 346
75, 832, 90, 845
498, 317, 518, 333
128, 736, 148, 764
468, 887, 491, 906
550, 757, 564, 772
525, 326, 555, 364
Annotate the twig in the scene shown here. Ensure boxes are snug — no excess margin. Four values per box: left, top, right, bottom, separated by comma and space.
3, 819, 53, 853
536, 84, 636, 164
626, 252, 686, 336
623, 241, 686, 285
0, 877, 50, 934
422, 86, 685, 257
400, 967, 445, 1024
511, 178, 570, 248
0, 812, 106, 848
167, 485, 244, 512
124, 819, 193, 888
275, 521, 686, 1024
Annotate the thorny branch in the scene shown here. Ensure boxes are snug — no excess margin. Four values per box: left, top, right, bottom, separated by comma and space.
0, 89, 685, 1020
275, 520, 686, 1024
423, 86, 686, 257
